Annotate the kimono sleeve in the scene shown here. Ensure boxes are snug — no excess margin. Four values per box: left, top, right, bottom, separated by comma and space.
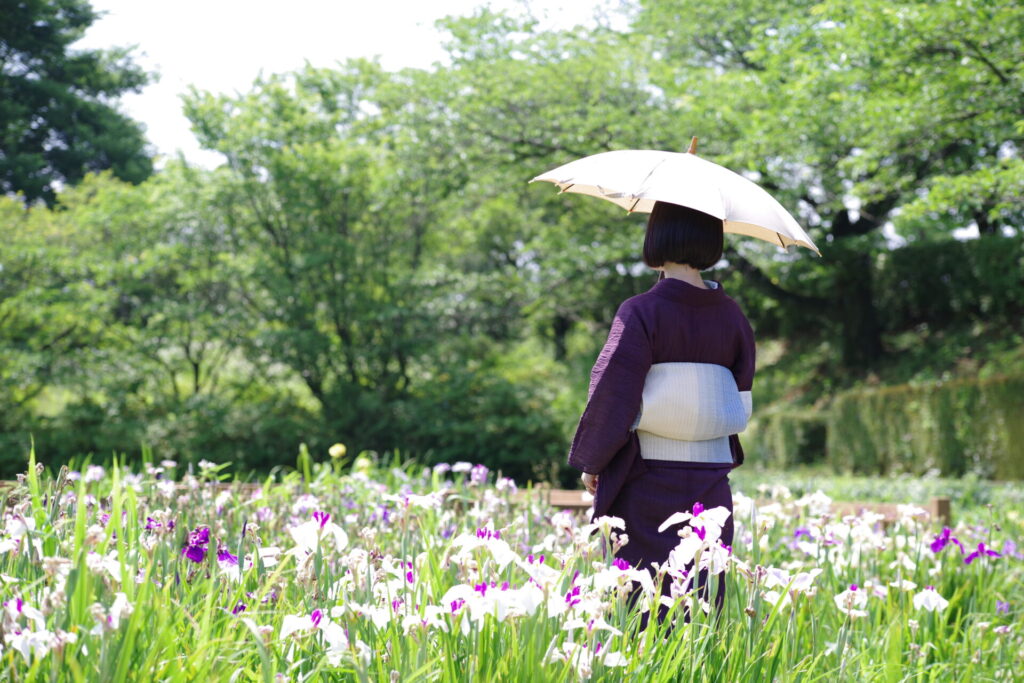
731, 312, 756, 420
567, 301, 652, 475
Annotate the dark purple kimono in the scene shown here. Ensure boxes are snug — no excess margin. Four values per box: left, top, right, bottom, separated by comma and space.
567, 276, 756, 577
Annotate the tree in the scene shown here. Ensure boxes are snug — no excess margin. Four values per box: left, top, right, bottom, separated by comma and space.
634, 0, 1024, 367
0, 0, 154, 206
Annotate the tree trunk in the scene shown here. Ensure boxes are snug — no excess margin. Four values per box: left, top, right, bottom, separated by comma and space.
551, 314, 571, 361
831, 247, 884, 368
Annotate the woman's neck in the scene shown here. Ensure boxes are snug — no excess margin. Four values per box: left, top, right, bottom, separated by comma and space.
661, 262, 708, 289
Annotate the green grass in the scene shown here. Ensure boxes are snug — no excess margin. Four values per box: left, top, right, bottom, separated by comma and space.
0, 448, 1019, 681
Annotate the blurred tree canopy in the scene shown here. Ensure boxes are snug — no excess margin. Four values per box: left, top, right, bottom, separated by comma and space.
0, 0, 1021, 480
0, 0, 154, 206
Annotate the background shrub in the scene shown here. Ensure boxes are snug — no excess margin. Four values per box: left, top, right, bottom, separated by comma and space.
826, 374, 1024, 479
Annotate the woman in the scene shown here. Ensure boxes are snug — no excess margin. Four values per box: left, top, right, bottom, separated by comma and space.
567, 200, 756, 620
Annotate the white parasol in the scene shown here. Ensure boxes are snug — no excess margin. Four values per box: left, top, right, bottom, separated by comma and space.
530, 138, 820, 255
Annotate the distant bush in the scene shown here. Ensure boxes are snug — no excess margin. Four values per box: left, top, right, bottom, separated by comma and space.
826, 374, 1024, 479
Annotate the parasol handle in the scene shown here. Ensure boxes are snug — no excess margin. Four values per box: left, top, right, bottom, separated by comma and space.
687, 136, 698, 154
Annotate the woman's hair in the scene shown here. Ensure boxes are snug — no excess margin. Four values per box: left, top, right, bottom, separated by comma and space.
642, 201, 724, 271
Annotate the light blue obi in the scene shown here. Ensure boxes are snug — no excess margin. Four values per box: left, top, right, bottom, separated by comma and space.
631, 362, 752, 463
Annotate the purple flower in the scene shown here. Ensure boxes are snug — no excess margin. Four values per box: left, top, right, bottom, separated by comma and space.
181, 526, 211, 564
189, 527, 211, 546
996, 600, 1010, 614
450, 598, 465, 613
964, 542, 1002, 565
182, 545, 207, 563
930, 527, 965, 554
793, 527, 812, 539
310, 609, 324, 628
612, 557, 630, 571
232, 601, 247, 615
692, 501, 705, 517
694, 526, 707, 541
440, 525, 455, 540
564, 585, 582, 608
312, 511, 330, 529
474, 582, 488, 597
469, 464, 489, 486
217, 547, 239, 566
1001, 539, 1023, 560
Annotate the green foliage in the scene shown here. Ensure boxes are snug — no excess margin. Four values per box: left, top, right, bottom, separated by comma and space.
0, 0, 154, 206
2, 1, 1023, 478
827, 375, 1024, 479
636, 0, 1024, 367
873, 234, 1024, 331
747, 409, 828, 469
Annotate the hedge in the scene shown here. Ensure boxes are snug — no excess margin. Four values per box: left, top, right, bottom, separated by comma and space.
746, 409, 828, 469
826, 374, 1024, 479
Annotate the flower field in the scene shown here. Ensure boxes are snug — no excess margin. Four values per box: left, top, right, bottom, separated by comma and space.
0, 447, 1021, 682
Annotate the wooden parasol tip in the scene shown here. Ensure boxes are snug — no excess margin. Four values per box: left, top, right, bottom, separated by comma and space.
687, 136, 698, 154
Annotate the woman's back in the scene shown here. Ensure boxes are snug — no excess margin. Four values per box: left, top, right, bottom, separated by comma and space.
569, 276, 755, 480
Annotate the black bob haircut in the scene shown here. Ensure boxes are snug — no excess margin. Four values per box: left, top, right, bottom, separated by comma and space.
642, 201, 724, 271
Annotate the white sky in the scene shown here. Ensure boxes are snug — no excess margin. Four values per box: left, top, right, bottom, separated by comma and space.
72, 0, 616, 169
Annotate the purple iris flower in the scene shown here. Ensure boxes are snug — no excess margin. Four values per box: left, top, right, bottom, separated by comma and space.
310, 609, 324, 627
996, 600, 1010, 614
469, 464, 489, 485
312, 511, 330, 529
450, 598, 465, 613
181, 526, 211, 564
1001, 540, 1023, 560
930, 527, 965, 554
217, 547, 239, 566
182, 544, 206, 563
695, 526, 707, 541
564, 585, 582, 607
613, 557, 630, 571
964, 542, 1002, 565
692, 501, 705, 517
793, 527, 812, 539
232, 602, 247, 615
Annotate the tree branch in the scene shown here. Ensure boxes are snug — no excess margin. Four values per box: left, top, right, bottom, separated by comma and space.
727, 250, 830, 313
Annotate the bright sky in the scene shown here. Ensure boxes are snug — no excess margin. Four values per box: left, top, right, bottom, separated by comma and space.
71, 0, 616, 170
